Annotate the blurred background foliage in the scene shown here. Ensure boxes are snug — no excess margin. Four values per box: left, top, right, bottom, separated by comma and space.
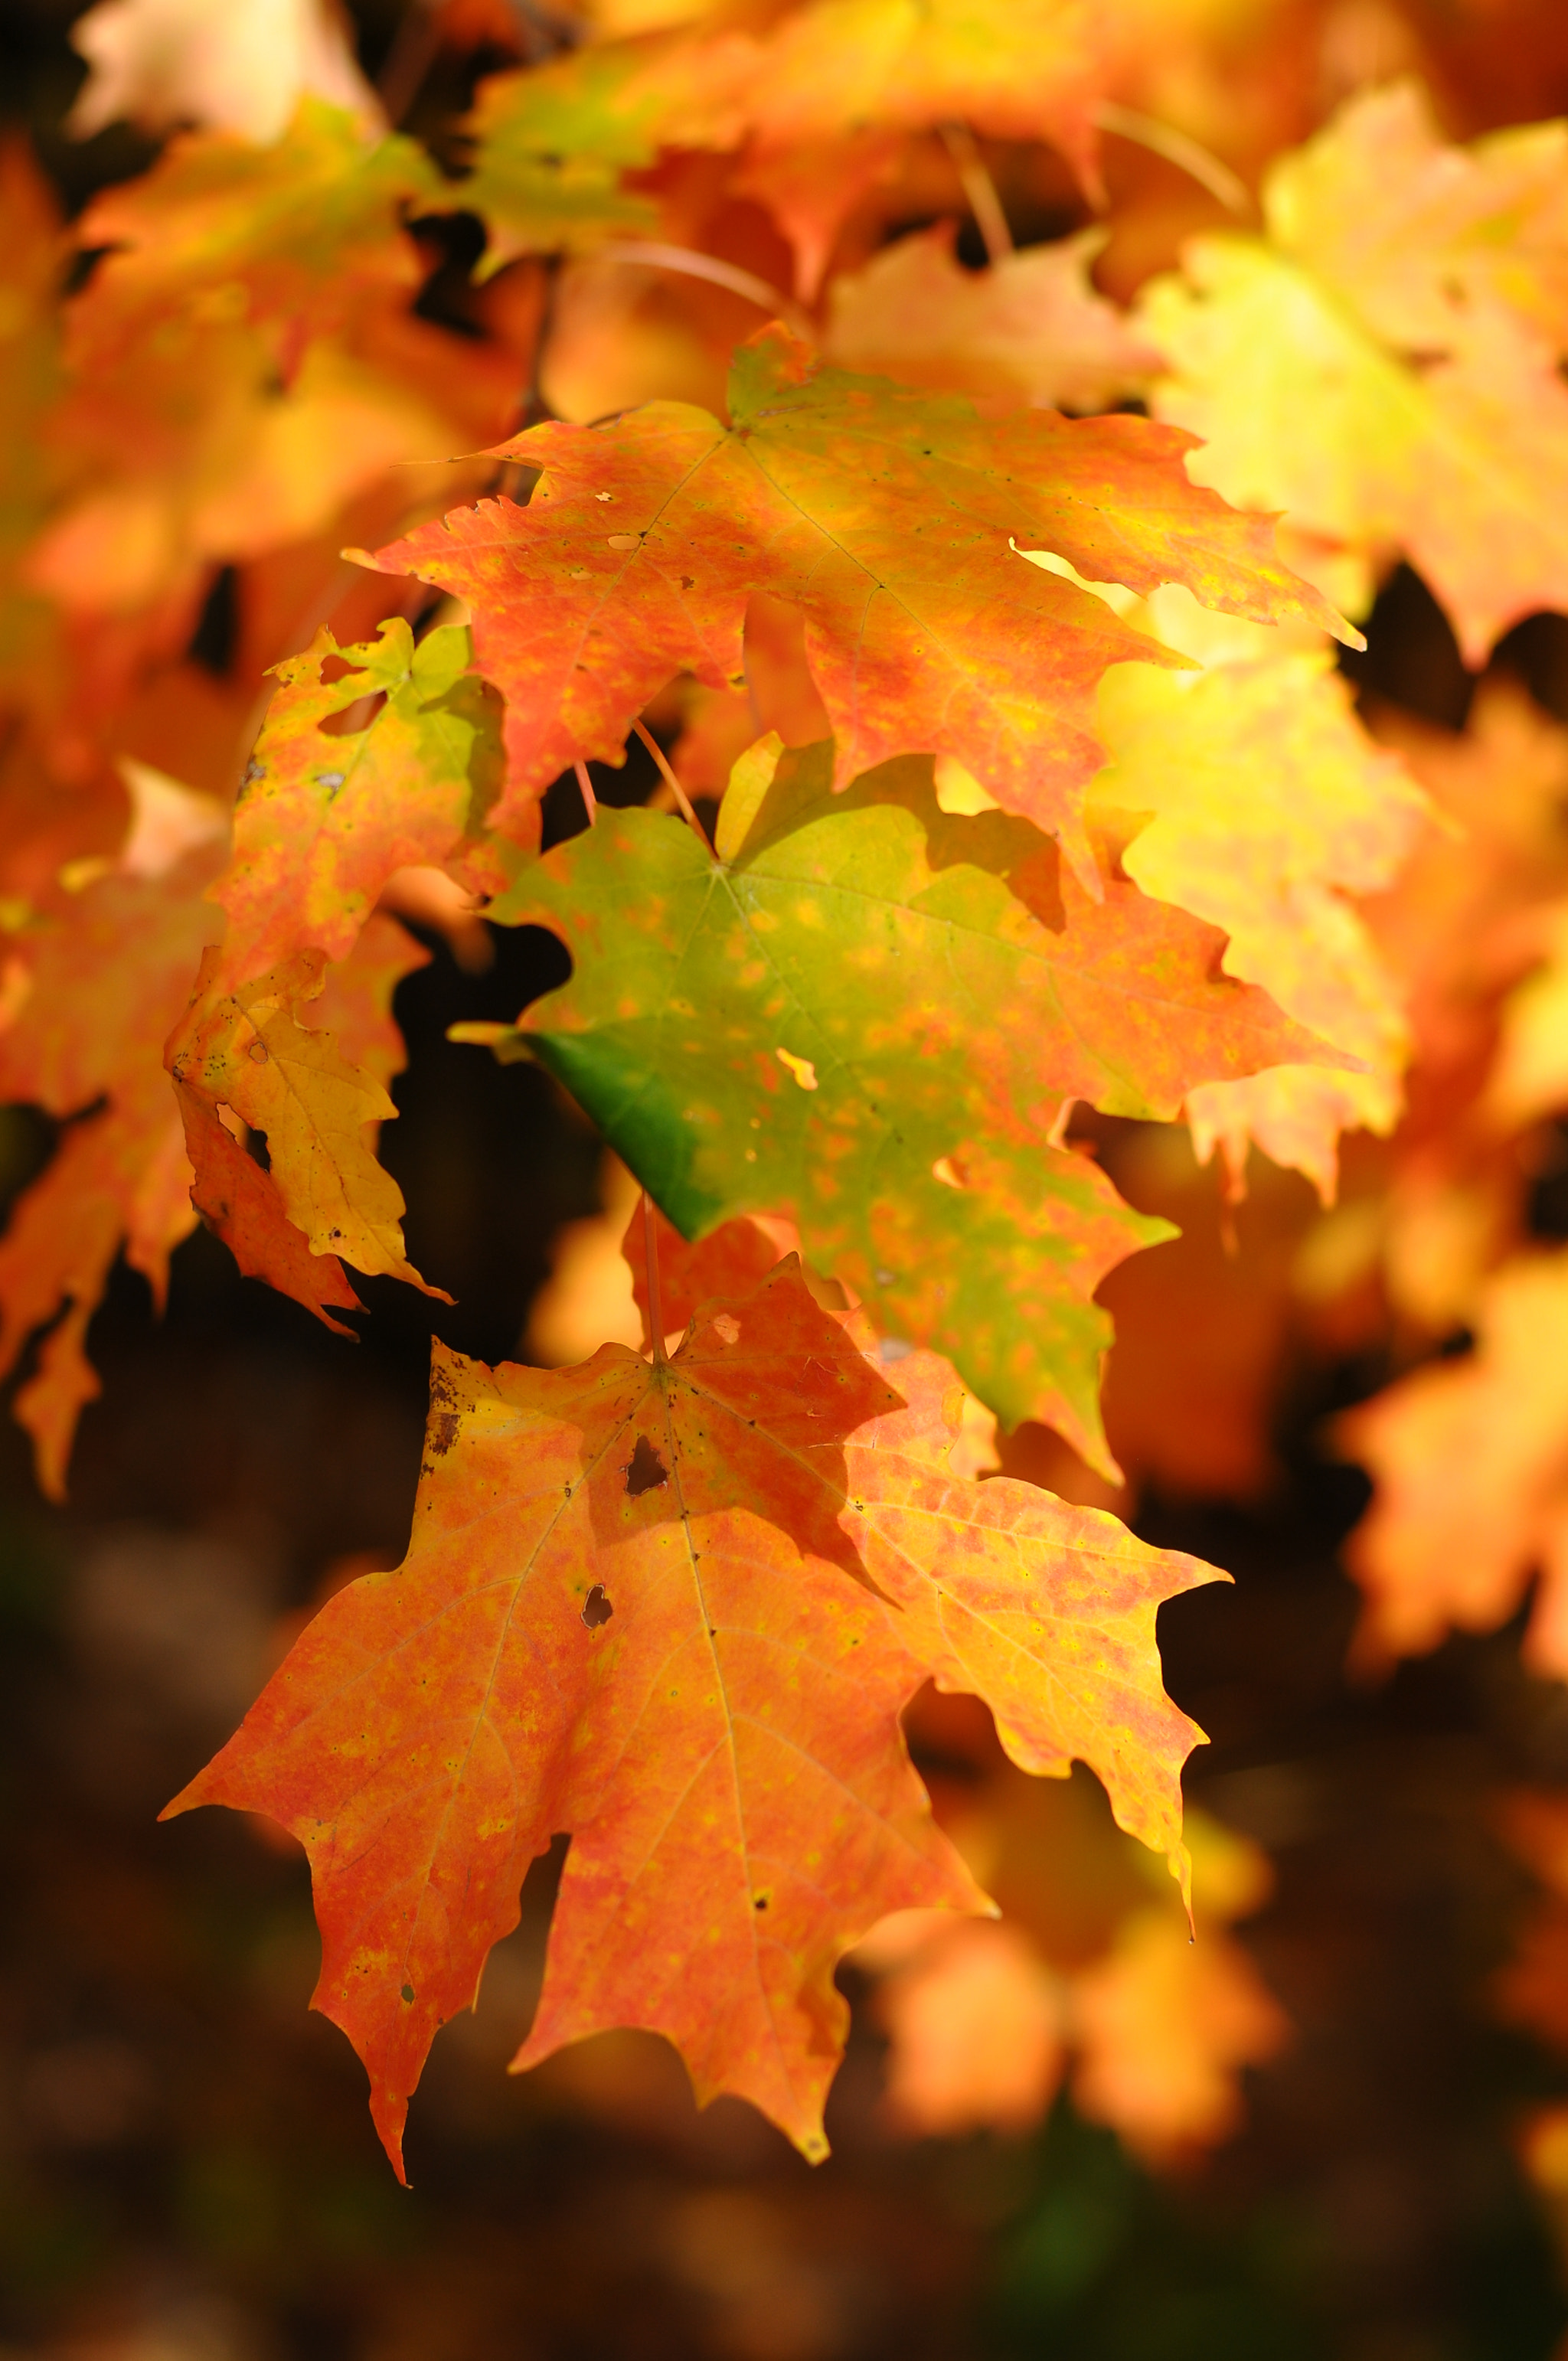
12, 0, 1568, 2356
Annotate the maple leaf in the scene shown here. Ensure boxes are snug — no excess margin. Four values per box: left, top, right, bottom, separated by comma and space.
1069, 1905, 1288, 2163
736, 0, 1110, 292
368, 325, 1349, 878
1081, 601, 1429, 1200
874, 1917, 1066, 2135
26, 106, 522, 622
165, 1256, 1222, 2175
822, 224, 1160, 415
63, 102, 442, 365
627, 1198, 807, 1349
0, 742, 435, 1488
67, 0, 377, 145
864, 1801, 1282, 2150
166, 614, 469, 1315
461, 39, 753, 277
314, 909, 431, 1103
1140, 81, 1568, 663
169, 943, 442, 1296
175, 1083, 365, 1337
746, 0, 1109, 158
172, 909, 433, 1346
464, 735, 1338, 1461
0, 777, 227, 1493
1338, 1252, 1568, 1680
0, 146, 68, 737
215, 618, 505, 985
0, 1105, 191, 1499
459, 0, 1111, 298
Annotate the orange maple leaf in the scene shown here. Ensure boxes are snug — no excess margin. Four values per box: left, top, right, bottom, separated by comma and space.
165, 1259, 1222, 2177
0, 792, 224, 1493
213, 617, 504, 985
366, 325, 1348, 880
1338, 1250, 1568, 1680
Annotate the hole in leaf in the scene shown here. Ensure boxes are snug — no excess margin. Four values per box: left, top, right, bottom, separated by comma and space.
582, 1582, 613, 1628
625, 1435, 668, 1496
321, 690, 386, 739
400, 1983, 415, 2003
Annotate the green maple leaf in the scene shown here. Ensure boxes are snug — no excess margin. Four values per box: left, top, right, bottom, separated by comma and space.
471, 739, 1343, 1465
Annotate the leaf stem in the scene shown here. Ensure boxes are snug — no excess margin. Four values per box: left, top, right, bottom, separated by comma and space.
1092, 102, 1252, 216
642, 1190, 666, 1361
597, 242, 817, 343
573, 757, 598, 825
939, 122, 1014, 264
631, 719, 710, 849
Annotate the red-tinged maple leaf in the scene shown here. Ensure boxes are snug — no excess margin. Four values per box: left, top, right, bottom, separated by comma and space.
175, 1084, 364, 1337
0, 796, 227, 1491
0, 761, 430, 1487
214, 618, 505, 987
365, 325, 1350, 880
165, 1259, 1221, 2176
0, 1104, 189, 1497
625, 1195, 807, 1346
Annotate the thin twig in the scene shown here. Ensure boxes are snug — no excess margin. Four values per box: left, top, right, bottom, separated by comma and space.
939, 122, 1014, 264
598, 240, 817, 342
631, 719, 710, 848
1092, 101, 1252, 216
642, 1190, 666, 1362
377, 0, 443, 127
573, 757, 598, 825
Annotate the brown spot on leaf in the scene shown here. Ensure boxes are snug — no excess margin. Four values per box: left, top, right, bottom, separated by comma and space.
582, 1583, 613, 1628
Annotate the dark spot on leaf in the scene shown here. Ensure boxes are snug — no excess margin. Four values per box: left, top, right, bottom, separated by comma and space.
625, 1435, 668, 1495
582, 1583, 613, 1628
753, 1894, 769, 1911
400, 1983, 415, 2003
427, 1411, 460, 1456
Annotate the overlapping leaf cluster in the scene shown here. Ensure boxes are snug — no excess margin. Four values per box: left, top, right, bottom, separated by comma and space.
12, 0, 1568, 2188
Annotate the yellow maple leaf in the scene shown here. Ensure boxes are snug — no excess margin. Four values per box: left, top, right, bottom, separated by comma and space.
1141, 80, 1568, 663
1003, 567, 1426, 1200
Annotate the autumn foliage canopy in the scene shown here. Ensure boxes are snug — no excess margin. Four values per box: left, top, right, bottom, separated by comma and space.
17, 0, 1568, 2220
